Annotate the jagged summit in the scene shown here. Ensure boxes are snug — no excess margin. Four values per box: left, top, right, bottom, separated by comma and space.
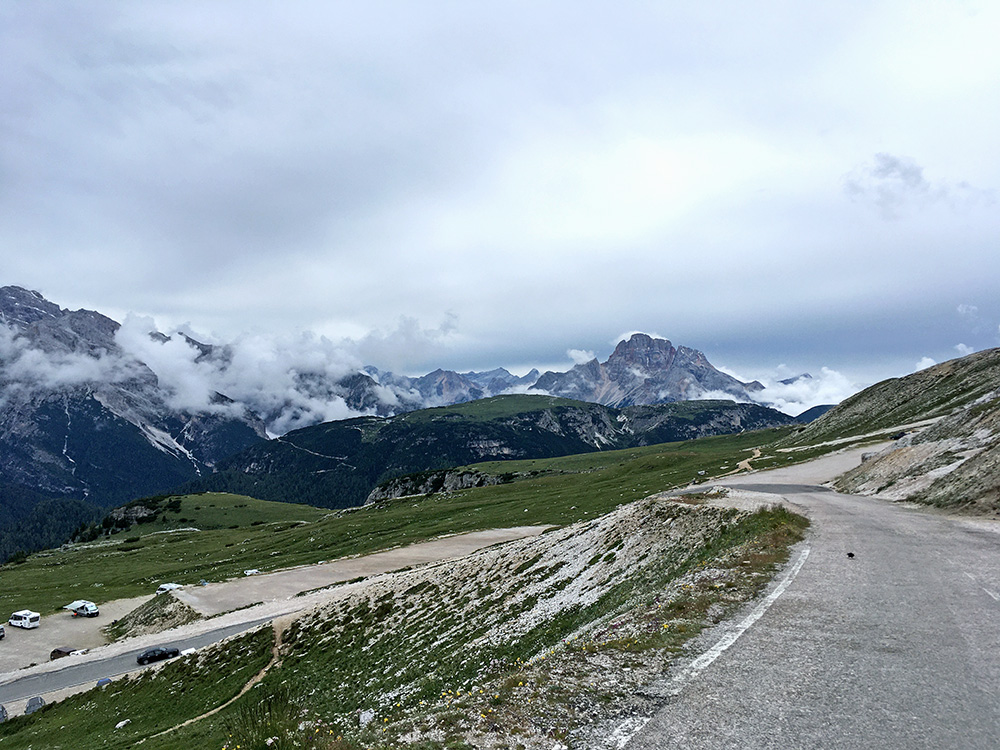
531, 333, 759, 407
0, 286, 63, 327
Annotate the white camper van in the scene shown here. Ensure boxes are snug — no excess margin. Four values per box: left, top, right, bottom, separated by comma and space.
8, 610, 40, 629
64, 600, 99, 618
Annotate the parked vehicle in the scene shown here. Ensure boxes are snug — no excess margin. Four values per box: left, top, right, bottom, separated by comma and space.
24, 697, 44, 715
96, 677, 112, 688
0, 624, 5, 639
64, 599, 99, 617
136, 646, 179, 665
155, 583, 182, 595
8, 611, 40, 629
0, 704, 7, 722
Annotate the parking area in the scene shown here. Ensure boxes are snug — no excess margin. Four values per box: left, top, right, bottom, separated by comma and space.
0, 596, 151, 675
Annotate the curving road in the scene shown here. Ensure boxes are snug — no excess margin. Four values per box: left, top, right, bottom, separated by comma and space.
0, 618, 271, 706
622, 457, 1000, 749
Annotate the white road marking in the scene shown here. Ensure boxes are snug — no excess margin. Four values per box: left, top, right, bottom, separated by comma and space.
665, 546, 811, 697
605, 547, 811, 748
959, 571, 999, 601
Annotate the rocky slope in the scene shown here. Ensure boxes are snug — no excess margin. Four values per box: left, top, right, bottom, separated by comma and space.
531, 333, 763, 406
786, 348, 1000, 514
781, 348, 1000, 447
259, 495, 804, 750
0, 286, 268, 510
834, 385, 1000, 513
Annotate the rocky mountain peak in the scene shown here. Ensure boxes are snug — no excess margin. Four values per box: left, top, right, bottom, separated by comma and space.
607, 333, 678, 375
532, 333, 757, 407
1, 285, 121, 356
0, 286, 64, 327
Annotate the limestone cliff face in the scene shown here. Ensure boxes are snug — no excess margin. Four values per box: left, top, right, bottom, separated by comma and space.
532, 333, 759, 406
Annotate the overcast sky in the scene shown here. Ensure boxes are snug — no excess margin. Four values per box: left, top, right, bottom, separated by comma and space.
3, 1, 998, 401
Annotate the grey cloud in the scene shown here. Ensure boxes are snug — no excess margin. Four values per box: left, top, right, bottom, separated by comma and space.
844, 153, 995, 219
351, 315, 460, 375
0, 322, 140, 393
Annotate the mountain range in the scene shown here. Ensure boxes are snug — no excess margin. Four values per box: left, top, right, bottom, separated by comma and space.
0, 286, 267, 507
0, 285, 807, 557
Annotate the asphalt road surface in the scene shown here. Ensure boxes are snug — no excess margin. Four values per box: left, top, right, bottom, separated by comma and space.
0, 618, 271, 706
624, 475, 1000, 749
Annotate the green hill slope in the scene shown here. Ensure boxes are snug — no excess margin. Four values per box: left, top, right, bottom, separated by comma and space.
181, 395, 794, 508
780, 348, 1000, 446
0, 426, 802, 616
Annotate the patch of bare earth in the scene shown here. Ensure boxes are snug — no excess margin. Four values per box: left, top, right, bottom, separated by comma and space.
103, 592, 202, 641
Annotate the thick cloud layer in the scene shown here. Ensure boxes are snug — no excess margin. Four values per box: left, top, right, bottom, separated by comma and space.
3, 2, 999, 385
116, 317, 371, 434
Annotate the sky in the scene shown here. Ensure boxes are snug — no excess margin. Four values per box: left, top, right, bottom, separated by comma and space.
2, 0, 999, 409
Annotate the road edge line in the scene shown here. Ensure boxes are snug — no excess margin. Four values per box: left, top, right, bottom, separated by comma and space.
667, 546, 810, 695
608, 546, 811, 749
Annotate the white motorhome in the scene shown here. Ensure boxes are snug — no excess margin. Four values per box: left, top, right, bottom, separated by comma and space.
64, 600, 99, 618
9, 610, 40, 629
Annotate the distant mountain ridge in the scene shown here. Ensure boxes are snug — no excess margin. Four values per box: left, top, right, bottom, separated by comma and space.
0, 284, 798, 532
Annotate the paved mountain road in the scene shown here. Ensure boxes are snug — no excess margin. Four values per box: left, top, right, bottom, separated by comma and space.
623, 462, 1000, 749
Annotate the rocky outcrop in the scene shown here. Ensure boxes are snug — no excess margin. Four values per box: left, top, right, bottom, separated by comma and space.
834, 386, 1000, 513
364, 469, 514, 504
531, 333, 760, 406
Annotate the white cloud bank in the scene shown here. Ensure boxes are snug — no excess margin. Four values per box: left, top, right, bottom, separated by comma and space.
714, 364, 862, 418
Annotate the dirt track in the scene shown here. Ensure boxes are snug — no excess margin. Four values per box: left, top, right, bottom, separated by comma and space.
174, 526, 552, 616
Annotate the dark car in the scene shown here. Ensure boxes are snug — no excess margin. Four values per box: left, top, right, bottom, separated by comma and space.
50, 646, 78, 661
136, 646, 179, 665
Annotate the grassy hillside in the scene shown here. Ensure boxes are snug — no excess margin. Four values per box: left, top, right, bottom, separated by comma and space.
0, 493, 327, 616
779, 348, 1000, 446
181, 395, 794, 509
0, 428, 801, 618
